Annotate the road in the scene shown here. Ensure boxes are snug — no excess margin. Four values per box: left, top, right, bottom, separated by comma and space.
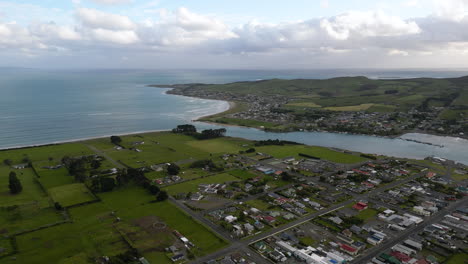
85, 144, 125, 169
351, 196, 467, 263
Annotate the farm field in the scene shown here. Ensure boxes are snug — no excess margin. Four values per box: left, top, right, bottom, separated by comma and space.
48, 183, 97, 207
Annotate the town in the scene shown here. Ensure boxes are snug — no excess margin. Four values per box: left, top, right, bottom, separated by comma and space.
0, 125, 466, 264
154, 76, 468, 138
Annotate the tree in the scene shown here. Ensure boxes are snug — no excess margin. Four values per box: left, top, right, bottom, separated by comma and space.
281, 172, 293, 181
8, 171, 23, 194
110, 135, 122, 145
156, 190, 168, 201
167, 163, 180, 175
3, 159, 12, 166
148, 185, 160, 195
90, 159, 102, 170
54, 202, 63, 210
100, 177, 116, 192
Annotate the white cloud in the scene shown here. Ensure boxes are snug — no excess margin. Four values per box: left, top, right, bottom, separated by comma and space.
90, 28, 139, 44
320, 11, 421, 40
388, 49, 409, 56
30, 22, 81, 41
433, 0, 468, 22
89, 0, 132, 5
76, 8, 136, 30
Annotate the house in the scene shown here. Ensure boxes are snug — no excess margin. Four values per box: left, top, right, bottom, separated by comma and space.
232, 225, 244, 237
12, 163, 28, 169
225, 215, 237, 223
329, 216, 344, 225
190, 193, 204, 201
244, 223, 254, 234
269, 250, 287, 262
262, 215, 276, 225
171, 254, 185, 262
244, 183, 254, 192
254, 221, 265, 230
339, 243, 358, 256
353, 202, 368, 211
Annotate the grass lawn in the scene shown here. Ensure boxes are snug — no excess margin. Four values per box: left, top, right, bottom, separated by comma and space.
445, 253, 468, 264
0, 143, 92, 165
0, 167, 49, 208
35, 167, 74, 189
48, 183, 96, 207
246, 199, 275, 211
164, 173, 240, 195
325, 103, 375, 111
187, 137, 251, 154
255, 145, 366, 164
356, 208, 379, 222
0, 204, 63, 235
228, 169, 259, 180
5, 202, 129, 264
286, 101, 321, 108
99, 186, 228, 257
97, 132, 208, 167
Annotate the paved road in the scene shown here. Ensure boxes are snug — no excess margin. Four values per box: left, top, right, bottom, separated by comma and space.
352, 196, 467, 264
85, 144, 125, 169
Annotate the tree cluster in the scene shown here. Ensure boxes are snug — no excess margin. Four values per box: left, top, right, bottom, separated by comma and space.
110, 135, 122, 145
62, 155, 102, 182
254, 139, 300, 146
189, 159, 224, 172
172, 124, 197, 134
8, 171, 23, 194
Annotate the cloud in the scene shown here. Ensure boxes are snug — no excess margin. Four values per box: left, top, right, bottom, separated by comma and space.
320, 11, 421, 40
433, 0, 468, 22
76, 8, 135, 30
388, 49, 409, 56
3, 5, 468, 68
90, 28, 139, 44
30, 22, 81, 41
89, 0, 132, 5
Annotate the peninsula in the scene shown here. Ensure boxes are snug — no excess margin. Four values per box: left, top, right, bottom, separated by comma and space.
151, 76, 468, 138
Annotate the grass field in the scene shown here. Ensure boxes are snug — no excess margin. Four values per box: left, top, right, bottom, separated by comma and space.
187, 137, 251, 154
99, 186, 228, 256
255, 145, 366, 164
93, 132, 209, 167
445, 253, 468, 264
355, 208, 379, 222
48, 183, 96, 207
228, 169, 259, 180
286, 101, 321, 108
325, 103, 375, 111
0, 167, 49, 208
0, 204, 62, 235
164, 173, 240, 195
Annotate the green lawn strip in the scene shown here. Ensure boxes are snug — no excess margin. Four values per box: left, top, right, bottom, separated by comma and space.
164, 173, 240, 195
355, 208, 379, 222
255, 145, 365, 164
5, 202, 128, 264
445, 253, 468, 264
228, 169, 259, 180
35, 167, 74, 189
48, 183, 96, 207
0, 143, 92, 165
100, 133, 208, 167
186, 137, 251, 154
0, 204, 62, 235
0, 167, 49, 208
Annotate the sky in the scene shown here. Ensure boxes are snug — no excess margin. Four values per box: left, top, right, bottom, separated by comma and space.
1, 0, 468, 69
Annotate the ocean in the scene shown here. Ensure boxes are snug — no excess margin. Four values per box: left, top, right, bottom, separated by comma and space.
1, 68, 467, 164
